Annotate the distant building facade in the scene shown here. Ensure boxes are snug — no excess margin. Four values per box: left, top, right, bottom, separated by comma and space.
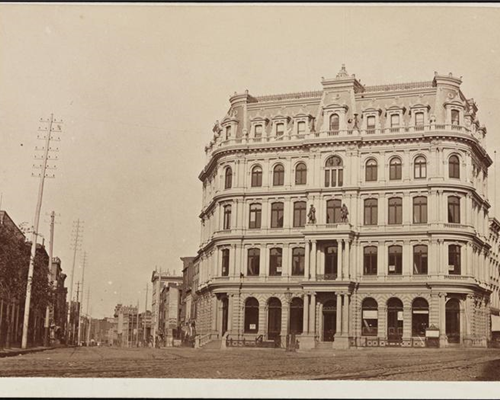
113, 304, 139, 347
192, 67, 500, 349
150, 270, 182, 347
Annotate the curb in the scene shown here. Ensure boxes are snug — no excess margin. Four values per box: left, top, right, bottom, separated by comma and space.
0, 346, 62, 359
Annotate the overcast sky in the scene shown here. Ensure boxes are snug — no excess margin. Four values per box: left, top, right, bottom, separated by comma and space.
1, 4, 500, 318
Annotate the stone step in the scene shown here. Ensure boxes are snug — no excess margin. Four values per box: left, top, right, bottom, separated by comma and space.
201, 339, 222, 350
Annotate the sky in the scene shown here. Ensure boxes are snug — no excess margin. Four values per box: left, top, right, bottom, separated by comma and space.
1, 4, 500, 318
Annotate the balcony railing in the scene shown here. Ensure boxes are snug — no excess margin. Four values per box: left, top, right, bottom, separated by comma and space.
204, 122, 484, 156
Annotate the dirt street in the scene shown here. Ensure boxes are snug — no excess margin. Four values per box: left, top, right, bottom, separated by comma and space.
0, 346, 499, 380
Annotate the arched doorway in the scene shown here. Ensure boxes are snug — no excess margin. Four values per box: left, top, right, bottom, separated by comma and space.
323, 299, 337, 341
387, 298, 403, 341
267, 298, 282, 340
244, 297, 259, 334
290, 298, 303, 335
221, 297, 229, 335
412, 298, 429, 337
446, 298, 461, 344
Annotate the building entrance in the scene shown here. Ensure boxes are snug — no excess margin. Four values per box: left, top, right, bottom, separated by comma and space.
267, 298, 282, 340
322, 299, 337, 341
446, 298, 461, 344
387, 298, 403, 341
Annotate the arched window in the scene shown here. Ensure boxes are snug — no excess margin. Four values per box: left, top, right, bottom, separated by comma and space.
290, 298, 303, 334
388, 245, 403, 275
244, 297, 259, 333
412, 298, 429, 337
389, 157, 402, 180
414, 156, 427, 179
295, 163, 307, 185
254, 124, 263, 138
325, 156, 344, 187
448, 244, 461, 275
413, 245, 428, 275
365, 159, 378, 182
292, 247, 305, 276
388, 197, 402, 225
451, 109, 460, 126
225, 126, 232, 140
251, 166, 263, 187
329, 113, 340, 131
297, 121, 306, 135
270, 202, 284, 228
326, 199, 342, 224
247, 248, 260, 276
293, 201, 307, 227
446, 298, 461, 343
449, 155, 460, 179
387, 298, 404, 340
364, 246, 378, 275
415, 112, 424, 127
413, 196, 427, 224
249, 203, 262, 229
269, 248, 283, 276
448, 196, 461, 223
273, 164, 285, 186
361, 298, 378, 336
224, 167, 232, 189
364, 198, 378, 225
221, 249, 230, 276
223, 205, 231, 230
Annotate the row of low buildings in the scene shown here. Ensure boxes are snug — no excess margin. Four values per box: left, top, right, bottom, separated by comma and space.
0, 210, 69, 348
167, 67, 500, 350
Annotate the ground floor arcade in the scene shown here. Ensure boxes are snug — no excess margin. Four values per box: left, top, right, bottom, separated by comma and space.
195, 287, 491, 349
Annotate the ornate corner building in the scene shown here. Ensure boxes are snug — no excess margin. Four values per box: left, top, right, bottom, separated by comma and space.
193, 66, 500, 349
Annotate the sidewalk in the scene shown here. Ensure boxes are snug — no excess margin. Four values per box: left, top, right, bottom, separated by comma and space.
0, 345, 60, 358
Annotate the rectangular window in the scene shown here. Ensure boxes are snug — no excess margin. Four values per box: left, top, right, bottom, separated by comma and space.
249, 204, 262, 229
254, 125, 263, 138
297, 121, 306, 135
388, 246, 403, 275
223, 206, 231, 230
367, 115, 376, 129
415, 112, 424, 126
293, 202, 307, 227
364, 199, 378, 225
448, 245, 461, 275
225, 126, 232, 139
388, 198, 403, 225
448, 196, 461, 223
221, 249, 230, 276
247, 249, 260, 276
364, 247, 378, 275
413, 246, 428, 275
270, 203, 284, 228
451, 110, 460, 126
413, 196, 428, 224
276, 123, 285, 137
292, 249, 305, 276
390, 114, 400, 128
269, 248, 283, 276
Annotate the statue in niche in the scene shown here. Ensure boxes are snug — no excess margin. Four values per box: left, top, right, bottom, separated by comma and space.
307, 204, 316, 224
352, 113, 360, 130
213, 120, 222, 135
340, 203, 349, 223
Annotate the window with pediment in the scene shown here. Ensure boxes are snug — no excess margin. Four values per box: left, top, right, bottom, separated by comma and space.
329, 114, 340, 131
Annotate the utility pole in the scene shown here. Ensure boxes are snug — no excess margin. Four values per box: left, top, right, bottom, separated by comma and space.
67, 219, 83, 345
86, 288, 91, 346
77, 251, 87, 346
43, 211, 56, 347
143, 284, 148, 344
22, 114, 62, 349
74, 282, 81, 345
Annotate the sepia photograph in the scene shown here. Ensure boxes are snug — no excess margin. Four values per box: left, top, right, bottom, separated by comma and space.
1, 2, 500, 398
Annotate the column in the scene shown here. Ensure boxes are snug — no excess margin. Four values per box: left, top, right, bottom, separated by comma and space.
303, 294, 310, 334
211, 296, 217, 332
282, 243, 290, 278
305, 241, 310, 280
377, 241, 385, 278
403, 192, 411, 225
403, 240, 411, 276
260, 244, 267, 278
311, 240, 317, 280
439, 293, 447, 345
342, 294, 349, 336
402, 305, 412, 340
262, 199, 270, 230
309, 293, 317, 336
337, 240, 343, 280
336, 293, 342, 336
379, 304, 387, 339
345, 240, 351, 279
284, 198, 292, 229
